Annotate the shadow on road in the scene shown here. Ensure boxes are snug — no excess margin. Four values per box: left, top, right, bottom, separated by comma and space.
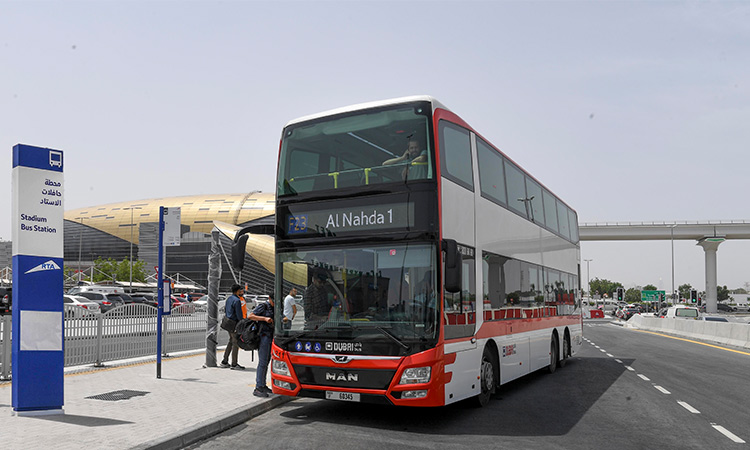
279, 356, 628, 437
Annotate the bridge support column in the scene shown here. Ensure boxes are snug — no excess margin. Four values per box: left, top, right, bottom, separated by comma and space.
697, 237, 725, 314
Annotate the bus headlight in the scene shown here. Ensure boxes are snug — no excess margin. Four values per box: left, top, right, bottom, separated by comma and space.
272, 359, 290, 376
399, 366, 431, 384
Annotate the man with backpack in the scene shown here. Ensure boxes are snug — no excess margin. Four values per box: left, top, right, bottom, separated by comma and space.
220, 284, 246, 370
247, 292, 275, 397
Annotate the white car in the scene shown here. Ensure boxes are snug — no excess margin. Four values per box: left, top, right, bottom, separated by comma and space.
64, 294, 101, 317
664, 305, 699, 319
193, 295, 226, 312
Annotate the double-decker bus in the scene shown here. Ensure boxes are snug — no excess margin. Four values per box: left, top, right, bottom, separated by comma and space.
268, 96, 582, 407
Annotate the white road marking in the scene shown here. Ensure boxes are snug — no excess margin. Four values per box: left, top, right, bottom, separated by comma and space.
677, 401, 700, 414
712, 424, 746, 443
606, 353, 614, 357
595, 345, 600, 349
637, 374, 650, 381
654, 385, 671, 394
625, 366, 635, 372
615, 359, 623, 364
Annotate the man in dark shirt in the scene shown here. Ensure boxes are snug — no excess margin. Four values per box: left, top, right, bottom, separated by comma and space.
220, 284, 245, 370
304, 273, 330, 328
248, 293, 274, 397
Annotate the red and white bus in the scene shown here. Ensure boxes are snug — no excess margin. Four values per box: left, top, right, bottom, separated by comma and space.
269, 96, 582, 406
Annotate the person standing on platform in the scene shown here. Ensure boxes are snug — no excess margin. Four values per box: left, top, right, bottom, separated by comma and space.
220, 284, 246, 370
248, 293, 275, 397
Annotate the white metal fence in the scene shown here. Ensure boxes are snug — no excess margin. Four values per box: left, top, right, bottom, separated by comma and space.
1, 315, 11, 380
0, 305, 229, 380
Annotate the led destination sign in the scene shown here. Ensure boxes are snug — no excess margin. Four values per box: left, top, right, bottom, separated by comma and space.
287, 202, 415, 236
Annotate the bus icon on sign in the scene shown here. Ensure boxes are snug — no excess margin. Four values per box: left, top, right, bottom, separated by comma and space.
49, 151, 62, 168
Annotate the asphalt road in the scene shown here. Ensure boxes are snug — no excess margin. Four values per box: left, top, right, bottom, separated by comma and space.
188, 320, 750, 449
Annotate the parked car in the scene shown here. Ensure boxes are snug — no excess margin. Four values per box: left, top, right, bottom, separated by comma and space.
0, 287, 11, 315
186, 292, 205, 302
68, 285, 124, 295
129, 295, 157, 307
117, 293, 135, 304
133, 293, 158, 307
169, 295, 186, 308
77, 292, 119, 313
63, 294, 101, 317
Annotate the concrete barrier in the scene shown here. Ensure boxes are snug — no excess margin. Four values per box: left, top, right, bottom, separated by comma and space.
627, 315, 750, 349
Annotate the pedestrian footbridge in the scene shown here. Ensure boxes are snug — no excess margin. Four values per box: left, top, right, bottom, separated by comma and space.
578, 221, 750, 314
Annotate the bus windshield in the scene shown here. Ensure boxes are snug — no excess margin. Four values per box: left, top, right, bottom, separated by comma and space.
278, 243, 438, 344
277, 102, 434, 196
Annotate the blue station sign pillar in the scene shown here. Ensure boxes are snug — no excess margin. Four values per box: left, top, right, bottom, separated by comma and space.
11, 144, 65, 415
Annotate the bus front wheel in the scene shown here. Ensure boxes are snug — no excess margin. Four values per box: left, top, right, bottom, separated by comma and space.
474, 346, 497, 407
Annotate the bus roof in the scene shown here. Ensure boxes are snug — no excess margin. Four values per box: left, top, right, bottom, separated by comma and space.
285, 95, 450, 127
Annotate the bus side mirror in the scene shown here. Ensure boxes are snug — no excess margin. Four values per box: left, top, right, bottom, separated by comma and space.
442, 239, 462, 293
232, 234, 249, 271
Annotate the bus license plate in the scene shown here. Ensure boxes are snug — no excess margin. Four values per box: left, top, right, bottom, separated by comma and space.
326, 391, 360, 402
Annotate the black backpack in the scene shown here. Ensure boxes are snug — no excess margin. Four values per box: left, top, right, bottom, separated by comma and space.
235, 318, 261, 351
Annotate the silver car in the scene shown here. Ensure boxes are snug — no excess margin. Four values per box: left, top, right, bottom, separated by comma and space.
64, 294, 101, 317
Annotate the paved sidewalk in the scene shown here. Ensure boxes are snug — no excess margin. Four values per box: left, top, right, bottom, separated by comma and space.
0, 348, 293, 449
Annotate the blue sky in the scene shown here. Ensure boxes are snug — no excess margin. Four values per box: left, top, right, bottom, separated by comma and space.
2, 1, 748, 290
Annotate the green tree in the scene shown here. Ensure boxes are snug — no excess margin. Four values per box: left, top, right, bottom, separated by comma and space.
589, 278, 624, 298
678, 283, 693, 301
643, 284, 657, 291
624, 287, 641, 303
93, 258, 147, 283
717, 285, 730, 302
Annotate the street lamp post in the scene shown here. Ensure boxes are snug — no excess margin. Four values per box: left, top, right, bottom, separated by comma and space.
124, 206, 142, 292
75, 216, 86, 284
671, 224, 677, 303
584, 258, 593, 305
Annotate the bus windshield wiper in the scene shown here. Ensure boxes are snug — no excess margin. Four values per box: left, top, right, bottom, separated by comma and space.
376, 326, 410, 352
280, 323, 353, 346
281, 331, 310, 346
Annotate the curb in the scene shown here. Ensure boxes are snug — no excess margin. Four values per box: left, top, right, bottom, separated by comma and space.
134, 395, 295, 450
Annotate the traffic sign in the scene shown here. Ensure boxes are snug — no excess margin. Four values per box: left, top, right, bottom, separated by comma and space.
641, 290, 665, 302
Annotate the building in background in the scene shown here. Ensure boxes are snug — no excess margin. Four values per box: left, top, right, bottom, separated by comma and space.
61, 192, 276, 294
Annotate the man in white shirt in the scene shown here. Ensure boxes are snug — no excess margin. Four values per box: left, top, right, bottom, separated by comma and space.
283, 287, 298, 330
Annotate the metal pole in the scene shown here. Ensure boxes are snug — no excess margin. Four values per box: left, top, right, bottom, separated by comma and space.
76, 217, 85, 283
669, 224, 677, 305
157, 207, 164, 379
584, 258, 592, 304
130, 208, 133, 292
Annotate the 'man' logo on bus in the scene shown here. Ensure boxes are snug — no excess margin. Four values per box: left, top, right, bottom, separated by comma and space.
326, 372, 358, 382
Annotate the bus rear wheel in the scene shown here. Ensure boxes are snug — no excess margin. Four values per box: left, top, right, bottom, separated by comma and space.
558, 334, 571, 368
474, 346, 497, 407
548, 335, 558, 374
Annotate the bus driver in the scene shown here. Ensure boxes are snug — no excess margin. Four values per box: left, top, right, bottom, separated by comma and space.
382, 138, 428, 180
